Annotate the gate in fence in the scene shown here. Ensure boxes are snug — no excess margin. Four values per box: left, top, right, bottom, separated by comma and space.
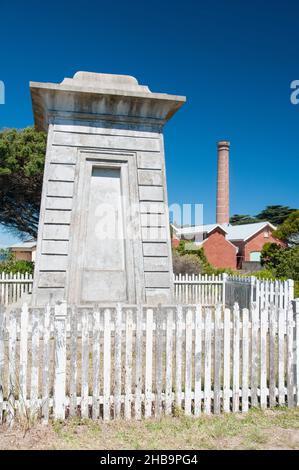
0, 300, 298, 424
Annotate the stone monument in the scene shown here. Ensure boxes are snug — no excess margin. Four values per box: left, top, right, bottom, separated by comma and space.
30, 72, 186, 305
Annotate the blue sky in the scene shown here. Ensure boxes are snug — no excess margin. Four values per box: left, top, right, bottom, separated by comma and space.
0, 0, 298, 246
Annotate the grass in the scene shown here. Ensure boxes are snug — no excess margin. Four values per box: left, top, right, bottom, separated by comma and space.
1, 407, 299, 450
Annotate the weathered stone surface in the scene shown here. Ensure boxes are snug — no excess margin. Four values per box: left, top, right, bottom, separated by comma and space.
31, 72, 185, 305
142, 242, 169, 257
44, 210, 71, 225
138, 169, 163, 186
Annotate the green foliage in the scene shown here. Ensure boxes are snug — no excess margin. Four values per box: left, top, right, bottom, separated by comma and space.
230, 214, 257, 225
261, 243, 299, 280
0, 127, 47, 238
260, 242, 284, 271
249, 269, 277, 280
273, 247, 299, 280
0, 250, 34, 274
256, 205, 296, 226
230, 205, 297, 226
274, 210, 299, 246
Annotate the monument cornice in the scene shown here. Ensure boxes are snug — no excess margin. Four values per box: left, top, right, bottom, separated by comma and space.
30, 72, 186, 132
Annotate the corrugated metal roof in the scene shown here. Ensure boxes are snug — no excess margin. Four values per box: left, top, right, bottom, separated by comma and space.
222, 222, 275, 240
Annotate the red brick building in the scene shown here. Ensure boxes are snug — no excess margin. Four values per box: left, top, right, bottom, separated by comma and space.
224, 222, 285, 268
172, 221, 283, 270
200, 226, 237, 269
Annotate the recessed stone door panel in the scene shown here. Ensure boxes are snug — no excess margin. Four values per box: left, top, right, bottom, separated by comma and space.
81, 167, 127, 303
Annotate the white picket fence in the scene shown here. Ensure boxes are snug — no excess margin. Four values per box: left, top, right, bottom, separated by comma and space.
0, 273, 294, 312
0, 300, 298, 423
0, 272, 33, 306
173, 273, 224, 305
173, 273, 294, 309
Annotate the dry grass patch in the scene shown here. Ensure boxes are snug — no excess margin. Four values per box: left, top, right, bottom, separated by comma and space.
0, 407, 299, 450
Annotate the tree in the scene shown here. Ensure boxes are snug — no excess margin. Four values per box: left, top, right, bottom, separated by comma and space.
255, 205, 296, 226
274, 210, 299, 246
261, 242, 299, 281
260, 242, 284, 271
0, 128, 47, 238
229, 214, 257, 225
230, 205, 297, 226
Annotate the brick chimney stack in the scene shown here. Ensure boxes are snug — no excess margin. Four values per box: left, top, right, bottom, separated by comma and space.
216, 140, 230, 225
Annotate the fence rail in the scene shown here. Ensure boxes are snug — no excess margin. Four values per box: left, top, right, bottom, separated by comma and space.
0, 272, 33, 306
0, 301, 298, 423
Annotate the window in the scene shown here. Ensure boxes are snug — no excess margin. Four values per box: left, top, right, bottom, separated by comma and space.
250, 251, 261, 262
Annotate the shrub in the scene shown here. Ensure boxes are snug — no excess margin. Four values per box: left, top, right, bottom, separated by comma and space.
0, 250, 34, 274
172, 251, 202, 275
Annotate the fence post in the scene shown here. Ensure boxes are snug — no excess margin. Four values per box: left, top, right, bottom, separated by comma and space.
292, 298, 299, 406
222, 273, 228, 307
53, 301, 67, 420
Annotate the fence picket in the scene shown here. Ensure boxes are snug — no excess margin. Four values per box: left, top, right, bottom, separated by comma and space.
194, 304, 202, 416
269, 304, 276, 407
53, 302, 67, 420
295, 301, 299, 407
69, 306, 78, 417
81, 309, 89, 419
185, 306, 192, 415
204, 308, 212, 415
135, 305, 143, 420
145, 308, 153, 418
8, 309, 17, 424
223, 308, 231, 412
103, 308, 111, 421
30, 309, 40, 416
19, 303, 29, 416
0, 305, 4, 423
242, 308, 249, 413
114, 304, 122, 419
251, 302, 259, 407
155, 306, 163, 418
125, 308, 133, 420
42, 304, 51, 423
278, 307, 285, 405
232, 303, 240, 412
165, 308, 173, 415
287, 303, 294, 408
213, 304, 221, 414
260, 307, 268, 410
175, 305, 183, 409
92, 307, 100, 420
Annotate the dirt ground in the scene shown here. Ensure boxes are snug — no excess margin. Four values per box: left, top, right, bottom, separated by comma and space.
0, 407, 299, 450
